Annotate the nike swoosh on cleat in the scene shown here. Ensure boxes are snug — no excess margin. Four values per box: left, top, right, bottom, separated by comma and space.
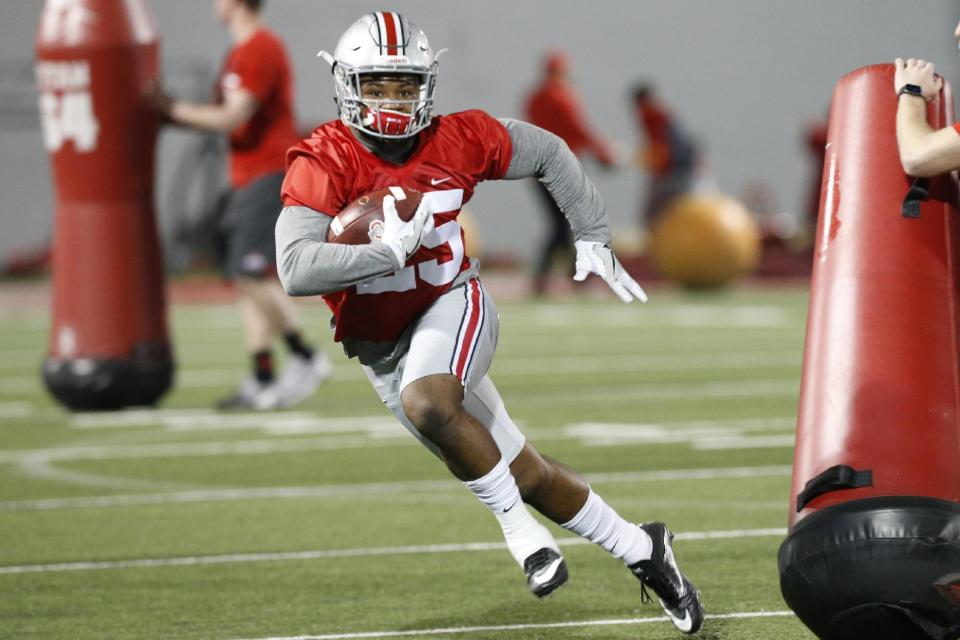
430, 177, 452, 185
531, 558, 563, 586
664, 607, 693, 633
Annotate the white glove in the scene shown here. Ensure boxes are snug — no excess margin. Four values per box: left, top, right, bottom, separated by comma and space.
574, 240, 648, 303
380, 195, 434, 268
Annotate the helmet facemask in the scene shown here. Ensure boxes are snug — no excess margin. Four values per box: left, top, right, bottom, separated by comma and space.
320, 12, 443, 140
333, 66, 437, 139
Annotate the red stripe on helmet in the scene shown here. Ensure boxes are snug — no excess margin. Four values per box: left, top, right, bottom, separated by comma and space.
382, 12, 399, 55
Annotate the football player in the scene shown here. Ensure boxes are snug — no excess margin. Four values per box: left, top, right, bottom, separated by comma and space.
275, 12, 704, 634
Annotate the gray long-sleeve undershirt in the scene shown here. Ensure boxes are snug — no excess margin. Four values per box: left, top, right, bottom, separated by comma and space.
275, 210, 397, 296
498, 118, 609, 244
275, 117, 610, 297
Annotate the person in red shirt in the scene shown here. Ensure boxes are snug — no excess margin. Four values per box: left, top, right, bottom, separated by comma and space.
632, 84, 700, 225
276, 12, 702, 634
525, 51, 615, 296
146, 0, 330, 410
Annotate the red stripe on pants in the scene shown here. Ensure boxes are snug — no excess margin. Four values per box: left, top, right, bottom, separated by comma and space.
455, 280, 481, 380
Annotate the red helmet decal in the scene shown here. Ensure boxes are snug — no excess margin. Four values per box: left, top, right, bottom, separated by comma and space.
374, 12, 405, 56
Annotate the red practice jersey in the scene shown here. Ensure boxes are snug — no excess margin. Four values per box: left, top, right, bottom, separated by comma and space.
281, 110, 512, 343
219, 29, 299, 188
526, 79, 610, 163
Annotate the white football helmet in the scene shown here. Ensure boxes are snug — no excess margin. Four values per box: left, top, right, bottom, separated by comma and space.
319, 12, 443, 139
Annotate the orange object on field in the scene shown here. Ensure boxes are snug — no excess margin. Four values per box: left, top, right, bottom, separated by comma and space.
649, 194, 760, 288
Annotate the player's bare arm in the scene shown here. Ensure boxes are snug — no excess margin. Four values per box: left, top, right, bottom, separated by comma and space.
145, 80, 260, 133
894, 57, 960, 176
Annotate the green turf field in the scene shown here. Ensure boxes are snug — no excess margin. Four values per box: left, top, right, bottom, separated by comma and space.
0, 284, 816, 640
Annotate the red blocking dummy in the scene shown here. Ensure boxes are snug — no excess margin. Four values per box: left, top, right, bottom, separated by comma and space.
36, 0, 173, 410
779, 64, 960, 640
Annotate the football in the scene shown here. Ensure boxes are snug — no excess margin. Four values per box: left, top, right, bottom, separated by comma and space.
326, 186, 424, 245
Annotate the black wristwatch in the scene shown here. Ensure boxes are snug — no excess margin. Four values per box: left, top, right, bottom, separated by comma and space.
897, 83, 924, 99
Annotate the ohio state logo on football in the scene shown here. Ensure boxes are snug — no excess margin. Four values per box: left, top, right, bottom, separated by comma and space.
368, 219, 385, 242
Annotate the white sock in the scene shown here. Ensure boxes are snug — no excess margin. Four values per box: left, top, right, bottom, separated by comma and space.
561, 489, 652, 566
464, 458, 560, 567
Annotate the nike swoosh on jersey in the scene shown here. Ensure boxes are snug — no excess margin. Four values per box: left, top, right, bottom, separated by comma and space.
530, 557, 563, 586
430, 177, 452, 185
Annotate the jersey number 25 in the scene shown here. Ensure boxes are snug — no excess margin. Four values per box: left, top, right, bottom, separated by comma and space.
357, 220, 464, 295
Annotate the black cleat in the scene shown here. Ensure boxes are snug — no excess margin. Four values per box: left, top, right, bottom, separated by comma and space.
523, 547, 568, 598
629, 522, 704, 634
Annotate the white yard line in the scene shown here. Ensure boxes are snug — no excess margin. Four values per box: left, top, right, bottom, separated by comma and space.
518, 304, 795, 328
491, 351, 800, 375
69, 407, 222, 429
0, 434, 410, 463
693, 435, 799, 450
68, 409, 404, 433
584, 464, 793, 484
564, 417, 795, 447
55, 380, 798, 433
0, 340, 799, 365
0, 401, 35, 418
280, 351, 798, 379
0, 377, 43, 394
1, 353, 801, 394
3, 416, 796, 459
16, 457, 192, 491
0, 527, 788, 575
0, 465, 793, 512
235, 611, 796, 640
0, 417, 796, 471
505, 379, 798, 405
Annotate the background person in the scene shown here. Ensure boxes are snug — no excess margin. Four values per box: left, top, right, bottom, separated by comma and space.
632, 83, 700, 226
146, 0, 330, 410
524, 51, 617, 297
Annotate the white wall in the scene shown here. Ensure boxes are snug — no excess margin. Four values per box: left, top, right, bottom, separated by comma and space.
2, 0, 958, 264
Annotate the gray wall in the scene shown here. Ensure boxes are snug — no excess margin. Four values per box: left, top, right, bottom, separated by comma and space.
2, 1, 958, 264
